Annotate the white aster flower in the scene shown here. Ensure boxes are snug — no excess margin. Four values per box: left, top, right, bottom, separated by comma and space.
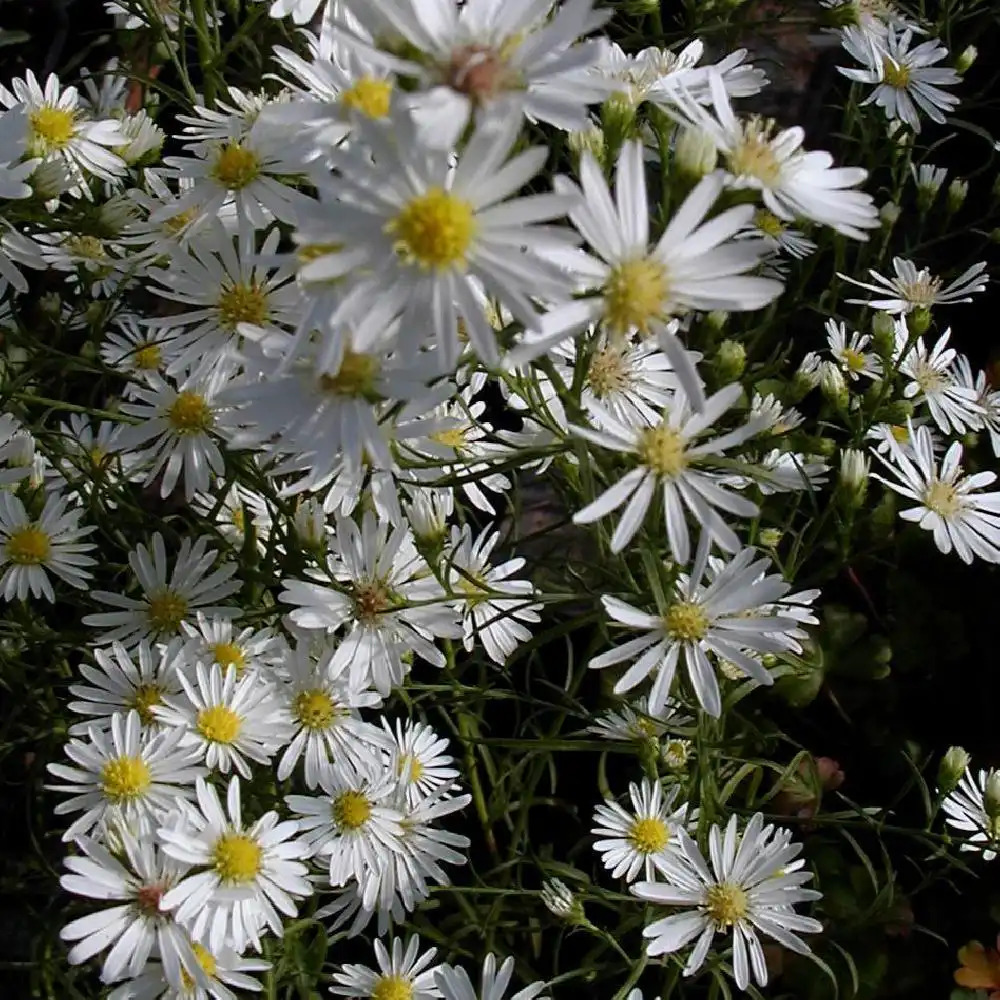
826, 319, 883, 380
589, 536, 806, 716
839, 256, 987, 314
592, 778, 692, 882
180, 614, 284, 680
154, 662, 290, 778
741, 209, 816, 260
190, 481, 273, 552
633, 813, 823, 991
47, 710, 204, 842
872, 422, 1000, 563
434, 954, 548, 1000
331, 935, 441, 1000
586, 695, 691, 743
84, 532, 241, 647
838, 27, 960, 132
382, 718, 459, 808
101, 315, 188, 388
942, 766, 1000, 861
159, 776, 312, 954
0, 489, 96, 601
951, 355, 1000, 458
571, 383, 769, 561
0, 105, 38, 199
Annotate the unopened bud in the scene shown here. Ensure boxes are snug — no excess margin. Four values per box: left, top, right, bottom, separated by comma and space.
601, 93, 637, 147
540, 878, 587, 924
838, 448, 870, 507
39, 292, 61, 318
936, 746, 971, 795
813, 436, 838, 458
984, 770, 1000, 820
871, 311, 896, 358
907, 307, 932, 335
675, 125, 718, 179
714, 339, 745, 381
661, 737, 692, 772
568, 126, 606, 170
706, 310, 728, 332
759, 527, 783, 548
819, 361, 849, 408
625, 0, 661, 12
912, 163, 946, 212
882, 399, 915, 424
880, 201, 901, 227
947, 178, 968, 213
956, 45, 977, 74
792, 352, 822, 399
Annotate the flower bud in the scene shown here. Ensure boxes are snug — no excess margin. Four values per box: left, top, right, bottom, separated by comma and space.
838, 448, 870, 507
567, 125, 606, 170
625, 0, 660, 12
956, 45, 977, 74
907, 307, 932, 335
947, 178, 968, 213
705, 310, 728, 333
791, 352, 822, 400
759, 527, 783, 548
819, 361, 849, 408
871, 311, 896, 358
601, 93, 637, 148
911, 163, 946, 212
881, 399, 915, 424
675, 126, 718, 179
714, 339, 745, 381
661, 737, 691, 772
880, 201, 900, 227
985, 770, 1000, 820
936, 746, 970, 795
541, 878, 588, 925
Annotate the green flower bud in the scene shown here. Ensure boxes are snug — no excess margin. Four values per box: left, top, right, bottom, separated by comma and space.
871, 311, 897, 358
675, 126, 718, 179
705, 310, 728, 333
601, 93, 637, 149
838, 448, 870, 508
985, 770, 1000, 820
882, 399, 915, 424
813, 436, 838, 458
956, 45, 977, 74
880, 201, 901, 227
936, 746, 971, 795
714, 339, 745, 381
759, 527, 783, 548
947, 178, 968, 214
567, 125, 605, 170
39, 292, 61, 318
540, 878, 589, 925
819, 362, 849, 409
907, 307, 932, 335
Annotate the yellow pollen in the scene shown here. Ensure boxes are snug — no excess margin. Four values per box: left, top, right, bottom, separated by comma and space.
146, 589, 189, 634
212, 641, 246, 673
754, 209, 786, 239
388, 187, 477, 270
704, 881, 749, 925
131, 683, 164, 726
340, 76, 393, 118
429, 427, 469, 449
212, 832, 262, 884
587, 348, 630, 399
396, 753, 425, 783
217, 281, 269, 331
727, 120, 782, 186
924, 479, 961, 516
842, 348, 867, 373
639, 424, 688, 477
167, 390, 214, 435
100, 755, 153, 803
196, 704, 243, 744
132, 342, 163, 371
318, 350, 379, 399
889, 424, 909, 443
230, 506, 246, 532
211, 142, 261, 189
665, 600, 710, 642
29, 106, 76, 151
628, 816, 669, 854
294, 688, 337, 730
914, 364, 946, 394
603, 257, 668, 335
333, 789, 372, 830
181, 943, 218, 989
372, 975, 414, 1000
5, 525, 51, 565
881, 57, 911, 88
65, 235, 106, 260
163, 208, 197, 236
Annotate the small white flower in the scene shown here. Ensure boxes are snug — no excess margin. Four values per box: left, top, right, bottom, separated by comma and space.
381, 718, 459, 808
434, 954, 548, 1000
942, 766, 1000, 861
331, 936, 442, 1000
825, 319, 883, 380
839, 256, 987, 315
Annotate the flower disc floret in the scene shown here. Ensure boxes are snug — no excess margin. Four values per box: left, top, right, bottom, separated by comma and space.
639, 425, 688, 477
881, 58, 912, 88
604, 257, 668, 335
196, 704, 243, 744
665, 600, 710, 642
629, 816, 670, 853
132, 343, 163, 371
5, 525, 51, 565
924, 480, 961, 516
212, 832, 262, 884
180, 944, 218, 990
131, 683, 164, 725
211, 143, 261, 189
29, 106, 75, 151
333, 790, 372, 830
726, 119, 782, 186
319, 351, 379, 399
100, 755, 153, 803
340, 77, 393, 118
217, 282, 269, 331
389, 188, 477, 270
167, 391, 214, 435
294, 689, 337, 730
146, 589, 189, 633
372, 974, 414, 1000
212, 642, 246, 673
705, 881, 749, 925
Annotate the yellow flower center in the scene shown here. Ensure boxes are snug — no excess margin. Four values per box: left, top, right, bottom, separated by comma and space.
5, 525, 51, 565
163, 208, 198, 236
726, 119, 782, 186
914, 364, 947, 395
146, 589, 189, 634
333, 789, 372, 830
180, 943, 218, 989
101, 755, 153, 803
212, 832, 262, 884
429, 427, 469, 450
603, 257, 669, 335
889, 423, 909, 443
294, 689, 338, 730
628, 816, 669, 854
167, 390, 214, 435
340, 76, 393, 118
396, 752, 425, 783
132, 342, 163, 371
196, 704, 243, 744
65, 235, 106, 260
587, 348, 630, 399
131, 683, 164, 726
318, 350, 379, 399
881, 57, 911, 89
372, 974, 414, 1000
704, 881, 749, 925
665, 600, 710, 642
29, 106, 76, 151
212, 641, 246, 674
924, 479, 961, 516
211, 143, 261, 189
842, 348, 867, 373
217, 281, 269, 331
662, 738, 691, 769
899, 272, 941, 307
639, 424, 688, 477
754, 209, 786, 239
351, 579, 395, 623
389, 187, 477, 270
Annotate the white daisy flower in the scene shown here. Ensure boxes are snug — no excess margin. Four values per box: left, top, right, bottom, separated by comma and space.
571, 383, 770, 561
68, 640, 185, 736
0, 489, 96, 601
740, 209, 816, 260
0, 70, 125, 185
402, 486, 455, 546
951, 355, 1000, 458
190, 481, 273, 552
154, 662, 290, 778
179, 614, 284, 680
838, 27, 960, 132
280, 512, 460, 695
511, 141, 780, 403
339, 0, 611, 148
820, 0, 923, 40
839, 256, 987, 315
633, 813, 823, 991
586, 695, 692, 743
446, 524, 542, 666
825, 319, 882, 380
589, 536, 807, 717
175, 88, 274, 145
260, 0, 327, 25
434, 954, 548, 1000
662, 72, 879, 240
84, 532, 241, 648
52, 414, 127, 497
0, 105, 38, 199
275, 640, 389, 788
382, 718, 459, 808
911, 162, 947, 203
331, 935, 441, 1000
895, 326, 982, 434
47, 711, 204, 842
295, 109, 577, 371
159, 776, 313, 954
592, 778, 692, 882
942, 766, 1000, 860
752, 450, 830, 496
101, 315, 188, 388
871, 422, 1000, 563
60, 829, 193, 986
